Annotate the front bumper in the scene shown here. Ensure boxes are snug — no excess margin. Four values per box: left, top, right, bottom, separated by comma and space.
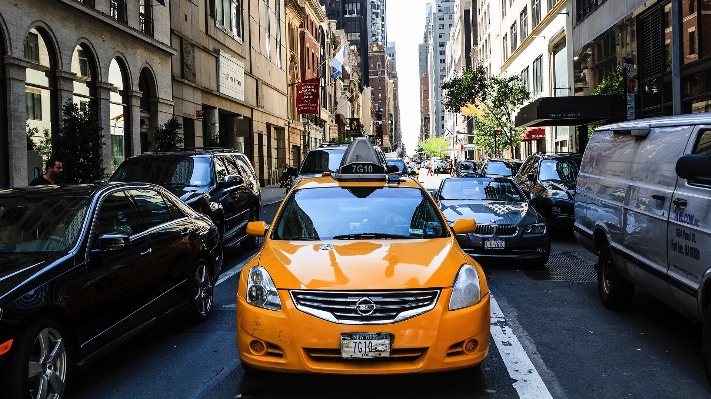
236, 289, 490, 374
455, 233, 549, 260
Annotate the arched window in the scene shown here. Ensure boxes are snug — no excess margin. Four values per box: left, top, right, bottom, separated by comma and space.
109, 58, 127, 171
138, 69, 154, 153
24, 28, 54, 146
71, 45, 96, 111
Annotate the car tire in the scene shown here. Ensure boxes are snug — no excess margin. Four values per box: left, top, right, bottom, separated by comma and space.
702, 305, 711, 386
5, 318, 69, 399
241, 207, 260, 251
597, 242, 635, 310
185, 257, 214, 323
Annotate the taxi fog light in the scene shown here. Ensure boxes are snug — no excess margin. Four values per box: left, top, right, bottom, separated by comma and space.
449, 265, 481, 311
523, 223, 546, 234
246, 266, 281, 311
463, 339, 478, 354
249, 339, 267, 355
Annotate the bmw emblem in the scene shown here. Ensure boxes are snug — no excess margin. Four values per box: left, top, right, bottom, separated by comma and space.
355, 297, 376, 316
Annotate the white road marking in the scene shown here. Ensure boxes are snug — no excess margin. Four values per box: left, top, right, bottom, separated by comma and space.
490, 295, 553, 399
216, 258, 250, 286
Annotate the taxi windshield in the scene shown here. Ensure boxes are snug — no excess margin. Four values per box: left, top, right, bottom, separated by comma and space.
272, 187, 449, 240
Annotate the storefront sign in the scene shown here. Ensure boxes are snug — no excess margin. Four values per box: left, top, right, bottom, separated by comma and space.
216, 49, 244, 101
296, 78, 320, 115
196, 110, 204, 120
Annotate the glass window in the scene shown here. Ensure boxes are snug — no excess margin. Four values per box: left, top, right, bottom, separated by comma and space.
264, 0, 271, 59
520, 7, 528, 41
272, 187, 448, 240
440, 178, 524, 202
95, 191, 140, 239
510, 23, 518, 52
129, 189, 176, 230
216, 0, 243, 38
521, 66, 530, 91
110, 155, 214, 187
694, 130, 711, 156
72, 46, 94, 109
24, 28, 53, 151
532, 0, 541, 26
139, 0, 154, 36
110, 0, 127, 23
533, 55, 543, 95
539, 160, 579, 181
109, 59, 127, 171
503, 35, 508, 59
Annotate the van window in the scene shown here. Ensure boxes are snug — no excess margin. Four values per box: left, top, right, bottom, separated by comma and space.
694, 130, 711, 155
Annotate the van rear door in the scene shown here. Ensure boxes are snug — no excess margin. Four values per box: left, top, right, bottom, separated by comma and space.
667, 127, 711, 318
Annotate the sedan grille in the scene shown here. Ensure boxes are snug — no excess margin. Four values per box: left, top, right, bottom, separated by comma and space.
474, 224, 517, 236
289, 290, 440, 324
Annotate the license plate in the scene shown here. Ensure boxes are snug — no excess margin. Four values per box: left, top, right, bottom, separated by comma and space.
341, 333, 391, 358
484, 239, 505, 249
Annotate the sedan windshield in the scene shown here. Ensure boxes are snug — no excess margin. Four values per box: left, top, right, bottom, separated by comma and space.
538, 160, 579, 182
0, 195, 89, 253
483, 161, 514, 176
299, 149, 346, 175
439, 178, 524, 202
111, 156, 213, 187
272, 187, 448, 240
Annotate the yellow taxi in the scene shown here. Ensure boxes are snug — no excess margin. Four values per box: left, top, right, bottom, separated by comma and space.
236, 138, 490, 374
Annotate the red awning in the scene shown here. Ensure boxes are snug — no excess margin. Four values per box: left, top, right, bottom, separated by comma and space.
523, 127, 546, 141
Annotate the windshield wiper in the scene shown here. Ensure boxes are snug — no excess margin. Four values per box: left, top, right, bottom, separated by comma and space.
332, 233, 411, 240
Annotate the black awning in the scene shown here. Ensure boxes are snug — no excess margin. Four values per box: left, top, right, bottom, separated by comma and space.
515, 95, 626, 128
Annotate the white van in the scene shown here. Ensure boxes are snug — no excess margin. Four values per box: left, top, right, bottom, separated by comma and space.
574, 113, 711, 383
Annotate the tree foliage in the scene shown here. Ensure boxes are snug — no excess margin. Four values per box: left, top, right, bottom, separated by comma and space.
26, 122, 52, 160
153, 117, 184, 150
591, 67, 625, 96
418, 136, 449, 158
54, 100, 105, 183
440, 64, 530, 157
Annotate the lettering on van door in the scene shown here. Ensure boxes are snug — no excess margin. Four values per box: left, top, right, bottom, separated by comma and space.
671, 227, 701, 261
672, 210, 700, 227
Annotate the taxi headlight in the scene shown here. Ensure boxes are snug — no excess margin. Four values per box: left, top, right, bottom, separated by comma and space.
246, 266, 281, 311
449, 265, 481, 310
542, 189, 569, 199
523, 223, 546, 234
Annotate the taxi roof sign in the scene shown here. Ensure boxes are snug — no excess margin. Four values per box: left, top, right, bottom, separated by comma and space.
337, 138, 387, 181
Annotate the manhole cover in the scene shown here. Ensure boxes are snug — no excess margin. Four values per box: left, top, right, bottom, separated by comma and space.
522, 251, 597, 282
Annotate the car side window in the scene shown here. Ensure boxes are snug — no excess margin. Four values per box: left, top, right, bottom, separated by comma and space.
94, 191, 140, 244
220, 155, 242, 177
693, 130, 711, 156
128, 189, 175, 231
234, 155, 258, 187
213, 156, 228, 181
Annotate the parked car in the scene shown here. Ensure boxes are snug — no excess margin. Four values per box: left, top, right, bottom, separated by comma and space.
454, 160, 478, 176
237, 138, 489, 374
478, 159, 521, 178
433, 176, 550, 266
513, 153, 582, 228
0, 183, 222, 399
573, 113, 711, 384
110, 149, 261, 250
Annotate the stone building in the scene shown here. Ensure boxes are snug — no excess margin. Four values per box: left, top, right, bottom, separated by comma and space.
0, 0, 174, 187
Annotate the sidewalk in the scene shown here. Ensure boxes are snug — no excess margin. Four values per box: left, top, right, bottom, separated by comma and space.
261, 185, 287, 207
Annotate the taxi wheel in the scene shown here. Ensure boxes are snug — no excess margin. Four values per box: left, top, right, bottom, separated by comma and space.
597, 242, 635, 310
186, 257, 214, 323
702, 306, 711, 385
6, 318, 69, 399
241, 207, 260, 250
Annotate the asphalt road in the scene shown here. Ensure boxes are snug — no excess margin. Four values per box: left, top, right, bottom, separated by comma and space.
66, 176, 711, 399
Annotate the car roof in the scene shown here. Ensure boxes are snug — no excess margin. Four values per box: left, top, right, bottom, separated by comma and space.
597, 112, 711, 131
0, 182, 165, 197
534, 152, 582, 160
292, 174, 423, 191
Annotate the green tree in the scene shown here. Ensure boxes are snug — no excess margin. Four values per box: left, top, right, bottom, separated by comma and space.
591, 67, 625, 96
54, 100, 105, 183
418, 136, 449, 158
153, 117, 184, 150
441, 63, 530, 157
26, 122, 52, 160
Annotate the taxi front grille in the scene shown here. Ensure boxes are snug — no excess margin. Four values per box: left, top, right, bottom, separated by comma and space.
290, 290, 440, 324
304, 347, 427, 362
475, 224, 517, 236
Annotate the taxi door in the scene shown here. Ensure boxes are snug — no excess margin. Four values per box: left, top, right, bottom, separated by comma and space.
668, 127, 711, 317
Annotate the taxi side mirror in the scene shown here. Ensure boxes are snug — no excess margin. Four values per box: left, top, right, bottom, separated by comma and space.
452, 219, 476, 234
246, 221, 268, 237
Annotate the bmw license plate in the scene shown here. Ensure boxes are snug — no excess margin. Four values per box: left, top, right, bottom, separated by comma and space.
484, 239, 505, 249
341, 333, 391, 358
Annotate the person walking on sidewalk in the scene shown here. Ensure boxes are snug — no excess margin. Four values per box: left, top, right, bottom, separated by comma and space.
30, 158, 64, 186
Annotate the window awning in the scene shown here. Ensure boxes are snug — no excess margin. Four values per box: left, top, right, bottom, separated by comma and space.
522, 127, 546, 141
515, 95, 626, 128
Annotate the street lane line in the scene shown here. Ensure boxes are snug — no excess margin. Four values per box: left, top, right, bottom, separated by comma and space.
216, 258, 250, 286
490, 295, 553, 399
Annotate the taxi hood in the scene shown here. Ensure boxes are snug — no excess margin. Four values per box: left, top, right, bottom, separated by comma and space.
256, 238, 469, 290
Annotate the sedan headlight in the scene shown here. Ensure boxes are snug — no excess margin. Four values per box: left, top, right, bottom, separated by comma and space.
542, 189, 569, 199
449, 265, 481, 310
523, 223, 546, 234
246, 266, 281, 311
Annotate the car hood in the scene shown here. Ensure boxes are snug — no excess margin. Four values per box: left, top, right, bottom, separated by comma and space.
439, 200, 536, 225
161, 185, 209, 204
0, 254, 61, 301
542, 179, 576, 193
255, 239, 472, 290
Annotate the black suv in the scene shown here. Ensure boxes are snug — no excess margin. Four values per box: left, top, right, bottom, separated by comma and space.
110, 149, 261, 250
513, 152, 582, 228
478, 159, 521, 178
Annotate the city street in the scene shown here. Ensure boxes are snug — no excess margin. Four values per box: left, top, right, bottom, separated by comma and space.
61, 174, 711, 399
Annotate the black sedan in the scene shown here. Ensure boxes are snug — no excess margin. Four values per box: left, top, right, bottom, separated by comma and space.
0, 183, 222, 399
433, 177, 550, 266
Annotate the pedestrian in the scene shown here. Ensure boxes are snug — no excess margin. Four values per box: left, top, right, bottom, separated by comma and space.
279, 163, 290, 187
427, 160, 433, 176
30, 158, 64, 186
